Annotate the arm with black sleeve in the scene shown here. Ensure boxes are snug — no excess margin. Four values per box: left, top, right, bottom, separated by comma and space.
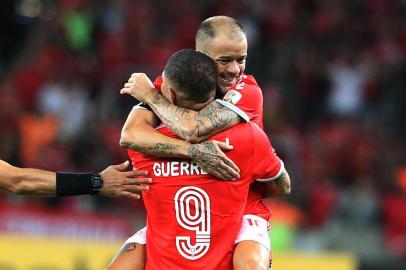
0, 159, 150, 199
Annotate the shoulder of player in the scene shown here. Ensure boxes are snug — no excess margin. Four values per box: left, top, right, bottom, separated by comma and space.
217, 123, 262, 159
233, 74, 261, 93
209, 121, 258, 141
242, 74, 259, 86
248, 122, 269, 144
241, 74, 260, 88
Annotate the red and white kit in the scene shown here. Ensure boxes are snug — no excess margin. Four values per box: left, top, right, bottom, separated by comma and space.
128, 122, 282, 270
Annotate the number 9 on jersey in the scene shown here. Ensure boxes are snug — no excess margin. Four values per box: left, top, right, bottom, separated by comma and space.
174, 186, 211, 260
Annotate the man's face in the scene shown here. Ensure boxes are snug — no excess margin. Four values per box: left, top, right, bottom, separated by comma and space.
202, 34, 247, 94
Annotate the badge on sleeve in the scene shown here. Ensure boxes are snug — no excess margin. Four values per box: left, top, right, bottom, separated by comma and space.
223, 90, 242, 104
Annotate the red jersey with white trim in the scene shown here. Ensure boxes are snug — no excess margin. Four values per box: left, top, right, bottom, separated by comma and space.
216, 74, 263, 129
153, 74, 272, 221
128, 123, 282, 270
153, 74, 263, 128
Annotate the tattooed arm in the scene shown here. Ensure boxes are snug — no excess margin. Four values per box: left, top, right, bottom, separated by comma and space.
147, 94, 240, 143
261, 170, 291, 197
188, 141, 241, 180
120, 108, 240, 180
120, 108, 190, 158
121, 73, 241, 143
107, 242, 145, 270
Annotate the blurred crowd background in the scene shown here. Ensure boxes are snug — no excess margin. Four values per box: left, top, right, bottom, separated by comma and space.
0, 0, 405, 269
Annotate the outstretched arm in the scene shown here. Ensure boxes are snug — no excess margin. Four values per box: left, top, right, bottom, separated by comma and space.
0, 160, 55, 196
99, 161, 151, 199
121, 73, 242, 143
120, 108, 240, 180
0, 159, 151, 199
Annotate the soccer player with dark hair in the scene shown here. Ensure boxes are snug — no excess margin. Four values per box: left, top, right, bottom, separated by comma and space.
162, 48, 218, 104
110, 48, 287, 269
0, 159, 150, 199
116, 16, 290, 270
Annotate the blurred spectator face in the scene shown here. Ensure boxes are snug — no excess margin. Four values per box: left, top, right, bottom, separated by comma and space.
200, 33, 247, 93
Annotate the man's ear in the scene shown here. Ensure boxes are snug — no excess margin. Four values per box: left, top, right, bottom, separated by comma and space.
168, 88, 177, 105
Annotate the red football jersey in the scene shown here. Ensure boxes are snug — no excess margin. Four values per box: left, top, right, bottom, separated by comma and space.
153, 74, 263, 128
128, 123, 282, 270
215, 74, 263, 129
153, 75, 163, 90
152, 74, 272, 220
216, 75, 274, 220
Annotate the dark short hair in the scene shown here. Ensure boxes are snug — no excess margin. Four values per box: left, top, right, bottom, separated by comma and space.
164, 49, 217, 102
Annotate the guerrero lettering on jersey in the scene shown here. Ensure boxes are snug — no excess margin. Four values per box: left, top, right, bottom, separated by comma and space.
128, 123, 283, 270
153, 161, 208, 177
136, 74, 272, 226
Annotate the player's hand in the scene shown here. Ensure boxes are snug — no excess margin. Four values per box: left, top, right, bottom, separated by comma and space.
99, 160, 152, 199
120, 73, 157, 103
188, 140, 240, 181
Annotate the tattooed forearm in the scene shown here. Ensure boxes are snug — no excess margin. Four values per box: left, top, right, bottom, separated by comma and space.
121, 141, 183, 157
148, 94, 240, 142
187, 141, 238, 181
274, 173, 291, 194
262, 171, 291, 198
187, 142, 218, 169
148, 94, 193, 136
195, 103, 237, 135
188, 142, 224, 179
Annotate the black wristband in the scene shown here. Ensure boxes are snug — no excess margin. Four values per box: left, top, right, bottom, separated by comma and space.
90, 173, 103, 195
56, 172, 93, 197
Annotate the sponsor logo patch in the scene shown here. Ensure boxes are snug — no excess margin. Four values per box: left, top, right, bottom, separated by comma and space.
223, 90, 242, 104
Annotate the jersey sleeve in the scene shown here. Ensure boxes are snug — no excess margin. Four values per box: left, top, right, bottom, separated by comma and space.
153, 76, 163, 90
215, 99, 249, 121
251, 126, 284, 182
215, 83, 263, 128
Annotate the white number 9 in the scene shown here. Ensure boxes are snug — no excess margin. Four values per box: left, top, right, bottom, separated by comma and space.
174, 186, 211, 260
